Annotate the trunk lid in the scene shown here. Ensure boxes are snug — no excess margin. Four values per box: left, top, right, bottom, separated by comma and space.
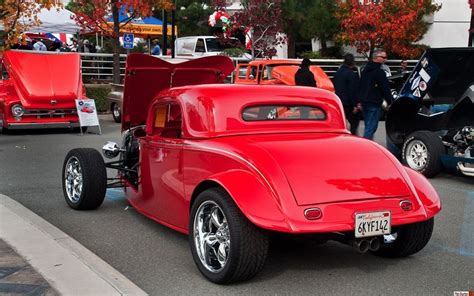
235, 134, 411, 205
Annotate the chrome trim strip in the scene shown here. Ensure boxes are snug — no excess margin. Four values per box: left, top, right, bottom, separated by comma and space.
7, 122, 80, 129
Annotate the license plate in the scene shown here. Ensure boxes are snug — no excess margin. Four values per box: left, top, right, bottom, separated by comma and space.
355, 211, 391, 238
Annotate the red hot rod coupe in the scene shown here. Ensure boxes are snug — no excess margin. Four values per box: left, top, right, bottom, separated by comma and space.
0, 51, 85, 133
62, 54, 441, 284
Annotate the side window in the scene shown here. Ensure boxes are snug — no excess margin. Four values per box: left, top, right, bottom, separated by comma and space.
195, 39, 206, 53
1, 62, 8, 80
248, 66, 257, 80
238, 65, 248, 79
152, 103, 182, 138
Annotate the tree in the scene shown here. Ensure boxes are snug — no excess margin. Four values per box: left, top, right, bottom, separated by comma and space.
70, 0, 174, 83
336, 0, 441, 59
214, 0, 285, 59
0, 0, 61, 46
173, 1, 214, 37
281, 0, 339, 58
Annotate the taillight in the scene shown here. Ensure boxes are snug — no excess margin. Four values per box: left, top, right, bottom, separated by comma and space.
304, 208, 322, 220
400, 200, 413, 211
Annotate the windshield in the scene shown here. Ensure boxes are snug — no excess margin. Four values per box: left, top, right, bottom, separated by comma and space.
205, 38, 224, 52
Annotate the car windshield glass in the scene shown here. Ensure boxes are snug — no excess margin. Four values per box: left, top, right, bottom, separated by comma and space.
242, 105, 326, 121
205, 38, 223, 52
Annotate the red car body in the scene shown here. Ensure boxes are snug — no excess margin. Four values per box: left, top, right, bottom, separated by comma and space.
0, 51, 84, 131
63, 54, 441, 283
124, 73, 440, 235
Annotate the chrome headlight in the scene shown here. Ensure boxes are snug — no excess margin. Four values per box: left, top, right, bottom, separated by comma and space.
11, 104, 24, 117
102, 141, 121, 159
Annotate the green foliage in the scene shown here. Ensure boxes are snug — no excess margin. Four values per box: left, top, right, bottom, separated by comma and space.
220, 47, 246, 57
85, 86, 111, 113
299, 51, 321, 59
172, 2, 214, 37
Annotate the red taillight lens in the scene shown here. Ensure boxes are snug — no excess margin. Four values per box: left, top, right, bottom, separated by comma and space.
304, 208, 322, 220
400, 200, 413, 211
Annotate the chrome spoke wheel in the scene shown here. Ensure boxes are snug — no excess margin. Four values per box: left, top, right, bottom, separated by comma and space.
193, 201, 230, 273
406, 140, 428, 170
64, 156, 83, 204
113, 104, 121, 118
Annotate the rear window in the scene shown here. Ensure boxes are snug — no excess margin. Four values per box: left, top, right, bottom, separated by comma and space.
242, 105, 326, 121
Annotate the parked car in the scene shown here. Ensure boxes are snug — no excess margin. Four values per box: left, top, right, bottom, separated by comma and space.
62, 54, 441, 284
175, 36, 243, 57
386, 48, 474, 177
0, 50, 84, 133
107, 83, 123, 123
234, 59, 335, 92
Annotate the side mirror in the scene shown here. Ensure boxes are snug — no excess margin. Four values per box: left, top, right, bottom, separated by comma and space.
102, 141, 121, 159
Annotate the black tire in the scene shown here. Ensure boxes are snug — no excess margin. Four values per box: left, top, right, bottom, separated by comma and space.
189, 188, 269, 284
62, 148, 106, 210
401, 130, 445, 177
111, 103, 121, 123
371, 218, 434, 258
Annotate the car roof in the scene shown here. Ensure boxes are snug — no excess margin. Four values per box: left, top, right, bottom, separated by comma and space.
157, 84, 347, 138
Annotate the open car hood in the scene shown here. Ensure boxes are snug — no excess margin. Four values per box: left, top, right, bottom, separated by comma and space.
122, 54, 234, 131
271, 65, 335, 92
386, 48, 474, 144
2, 51, 83, 108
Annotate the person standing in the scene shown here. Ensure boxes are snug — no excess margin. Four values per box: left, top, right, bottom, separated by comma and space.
333, 53, 360, 135
358, 50, 393, 140
295, 58, 316, 87
151, 40, 161, 56
33, 39, 47, 51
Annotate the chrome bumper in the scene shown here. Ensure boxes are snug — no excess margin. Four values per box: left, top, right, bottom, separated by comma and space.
6, 122, 80, 130
457, 162, 474, 177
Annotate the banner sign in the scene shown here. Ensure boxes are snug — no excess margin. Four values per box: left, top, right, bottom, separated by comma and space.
75, 99, 100, 127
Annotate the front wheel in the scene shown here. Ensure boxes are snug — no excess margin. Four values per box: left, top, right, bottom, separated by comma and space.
402, 131, 445, 177
371, 218, 434, 258
111, 103, 121, 123
189, 188, 269, 284
62, 148, 106, 210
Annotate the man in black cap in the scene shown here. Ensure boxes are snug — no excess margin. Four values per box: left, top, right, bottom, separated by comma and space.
295, 58, 316, 87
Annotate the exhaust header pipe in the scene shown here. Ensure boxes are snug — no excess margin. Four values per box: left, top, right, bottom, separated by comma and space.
351, 237, 381, 253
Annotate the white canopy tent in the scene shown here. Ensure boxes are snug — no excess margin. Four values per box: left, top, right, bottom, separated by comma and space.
18, 6, 80, 34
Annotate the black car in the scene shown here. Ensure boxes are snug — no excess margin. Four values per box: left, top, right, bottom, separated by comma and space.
386, 48, 474, 178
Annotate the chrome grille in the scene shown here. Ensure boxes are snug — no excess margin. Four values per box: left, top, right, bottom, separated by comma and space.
23, 109, 77, 119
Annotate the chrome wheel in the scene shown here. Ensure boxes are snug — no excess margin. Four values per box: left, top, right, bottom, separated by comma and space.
113, 104, 121, 118
64, 156, 83, 204
406, 140, 428, 170
193, 201, 230, 273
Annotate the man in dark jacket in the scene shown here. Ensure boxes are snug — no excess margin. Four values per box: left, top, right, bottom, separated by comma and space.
295, 58, 316, 87
359, 50, 393, 140
334, 53, 360, 135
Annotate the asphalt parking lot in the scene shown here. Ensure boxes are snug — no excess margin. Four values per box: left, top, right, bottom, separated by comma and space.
0, 116, 473, 295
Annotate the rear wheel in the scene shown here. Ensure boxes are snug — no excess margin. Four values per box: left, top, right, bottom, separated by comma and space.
62, 148, 106, 210
402, 131, 445, 177
189, 188, 269, 284
371, 218, 434, 258
111, 103, 121, 123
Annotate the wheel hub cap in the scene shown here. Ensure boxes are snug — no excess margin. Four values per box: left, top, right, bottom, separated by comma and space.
64, 157, 83, 203
406, 140, 428, 170
193, 201, 230, 273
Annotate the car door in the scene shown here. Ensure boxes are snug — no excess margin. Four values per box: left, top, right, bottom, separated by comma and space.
140, 101, 187, 229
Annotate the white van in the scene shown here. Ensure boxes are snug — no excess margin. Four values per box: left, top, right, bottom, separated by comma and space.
175, 36, 238, 57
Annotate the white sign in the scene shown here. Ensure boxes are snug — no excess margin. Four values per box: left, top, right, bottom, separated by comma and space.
75, 99, 100, 127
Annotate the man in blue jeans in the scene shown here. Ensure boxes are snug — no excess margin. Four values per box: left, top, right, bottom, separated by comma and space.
359, 50, 393, 140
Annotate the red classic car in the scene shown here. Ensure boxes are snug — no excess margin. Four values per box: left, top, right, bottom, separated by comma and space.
0, 51, 85, 133
62, 54, 441, 284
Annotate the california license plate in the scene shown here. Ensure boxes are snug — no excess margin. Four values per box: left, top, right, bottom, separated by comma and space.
355, 211, 391, 238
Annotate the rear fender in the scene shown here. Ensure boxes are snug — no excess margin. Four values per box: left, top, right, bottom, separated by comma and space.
404, 167, 442, 218
204, 169, 290, 232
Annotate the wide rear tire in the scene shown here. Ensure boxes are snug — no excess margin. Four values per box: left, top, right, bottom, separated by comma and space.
62, 148, 106, 210
371, 218, 434, 258
402, 131, 445, 177
189, 188, 269, 284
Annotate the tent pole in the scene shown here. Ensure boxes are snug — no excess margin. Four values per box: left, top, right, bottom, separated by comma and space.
162, 10, 168, 56
171, 7, 175, 58
96, 32, 99, 48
